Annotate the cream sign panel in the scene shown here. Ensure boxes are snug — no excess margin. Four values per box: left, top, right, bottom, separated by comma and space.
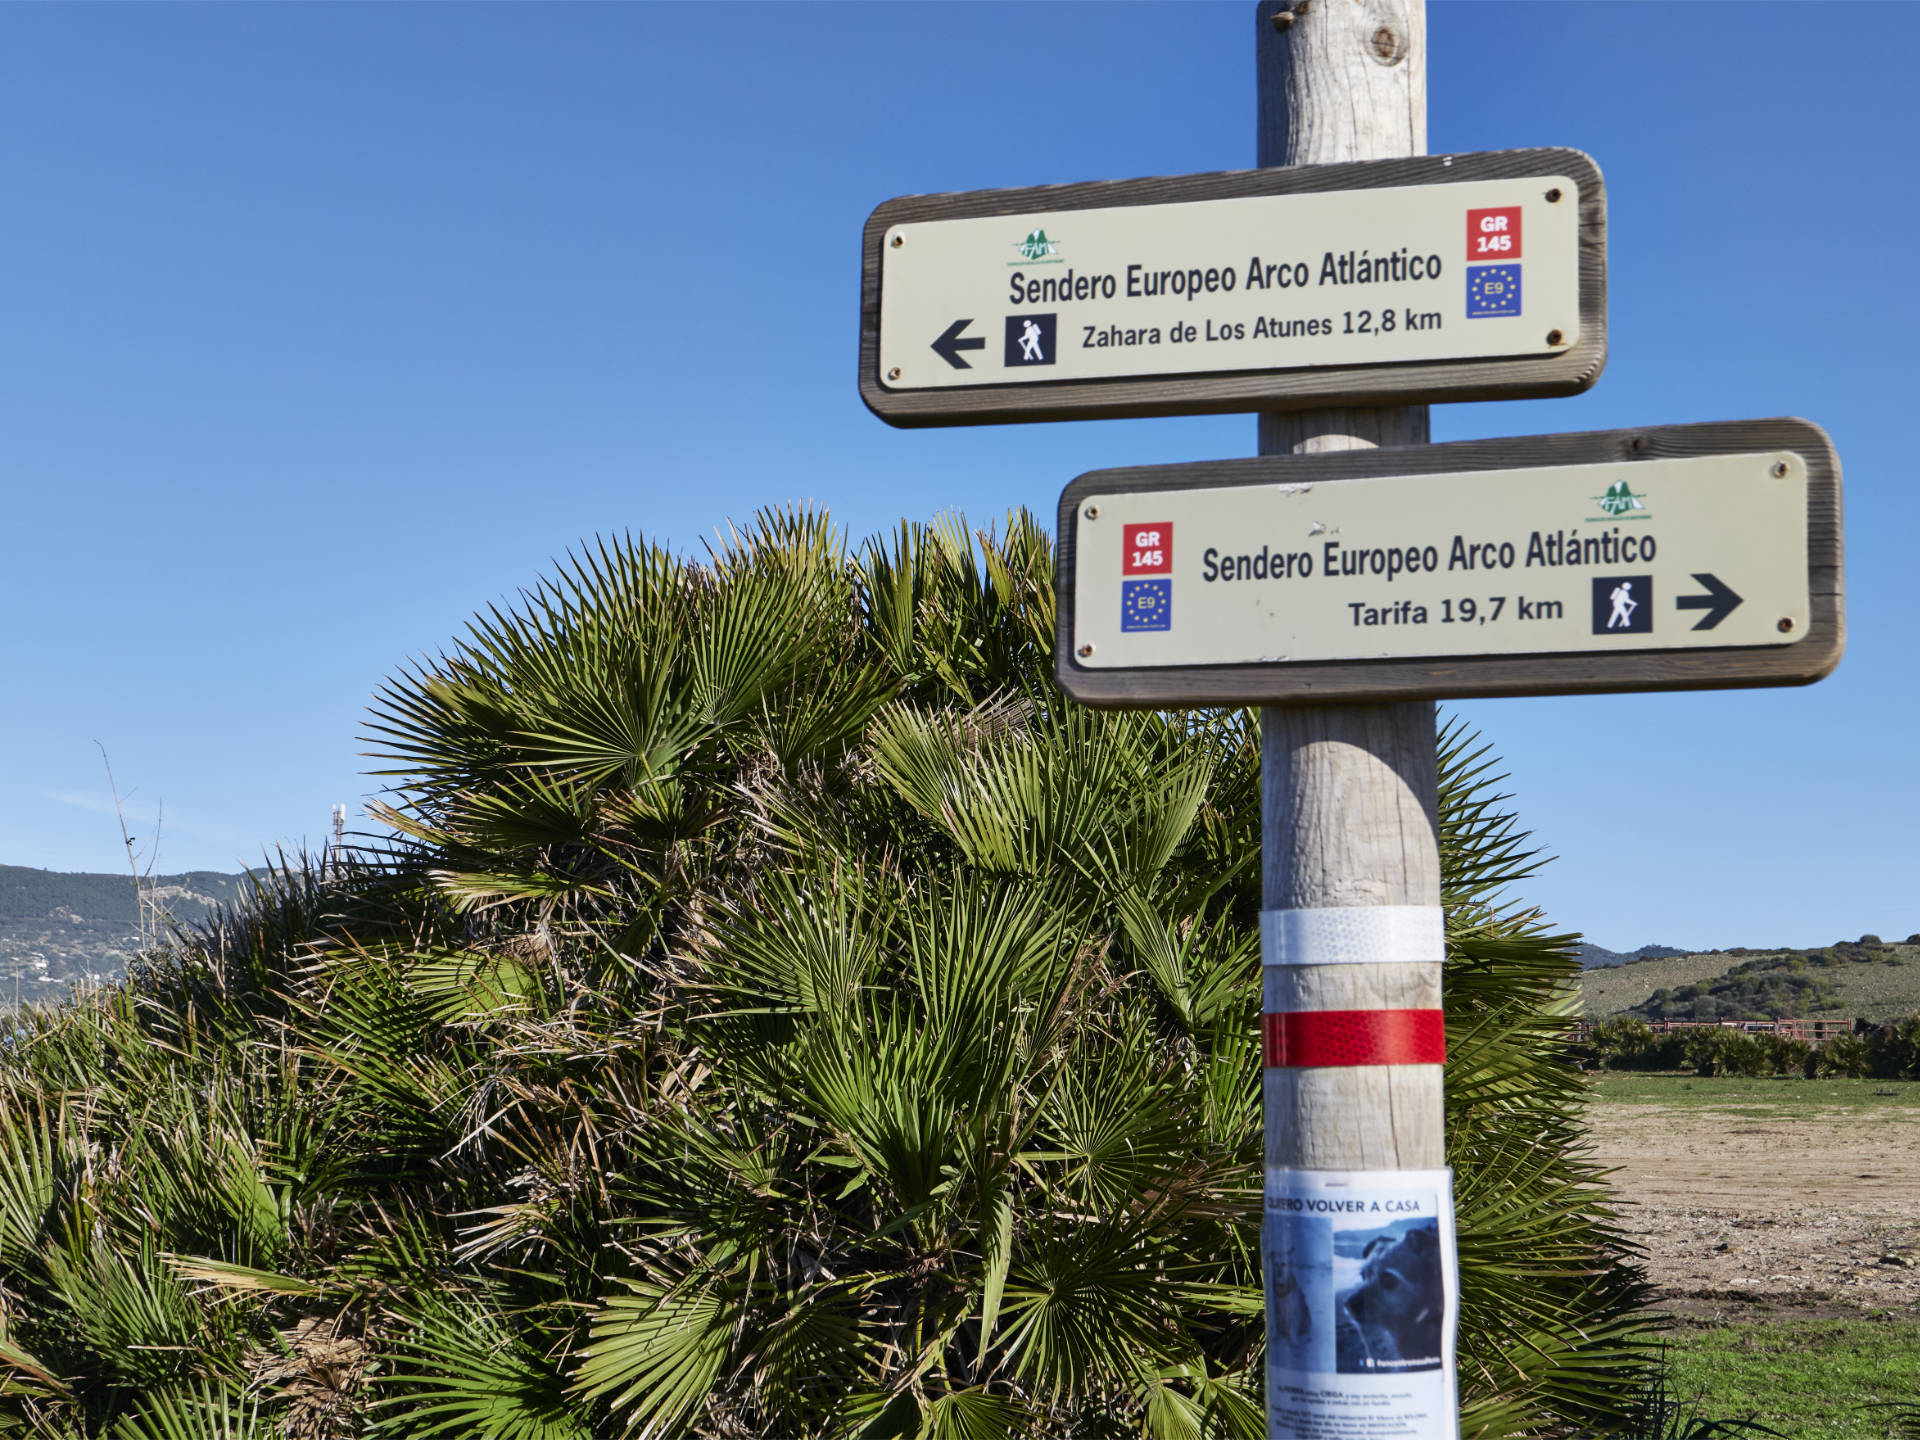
878, 176, 1580, 390
1070, 453, 1809, 669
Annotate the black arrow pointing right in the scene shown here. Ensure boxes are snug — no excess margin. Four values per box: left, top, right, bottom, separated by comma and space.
931, 318, 986, 370
1676, 572, 1743, 630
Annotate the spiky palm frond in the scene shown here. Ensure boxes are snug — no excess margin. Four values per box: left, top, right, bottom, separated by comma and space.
574, 1273, 736, 1436
372, 1292, 586, 1440
112, 1381, 266, 1440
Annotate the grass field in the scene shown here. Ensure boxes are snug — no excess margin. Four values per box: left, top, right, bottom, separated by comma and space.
1667, 1319, 1920, 1439
1590, 1074, 1920, 1110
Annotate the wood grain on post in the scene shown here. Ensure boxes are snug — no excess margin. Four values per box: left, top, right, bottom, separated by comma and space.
1256, 0, 1445, 1173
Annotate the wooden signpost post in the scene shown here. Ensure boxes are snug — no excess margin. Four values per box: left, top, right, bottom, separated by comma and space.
858, 3, 1845, 1434
1247, 8, 1454, 1432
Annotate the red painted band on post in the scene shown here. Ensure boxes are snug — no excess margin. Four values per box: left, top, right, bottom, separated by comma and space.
1261, 1009, 1446, 1068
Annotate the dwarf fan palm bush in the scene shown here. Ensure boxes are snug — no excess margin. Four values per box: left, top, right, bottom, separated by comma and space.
0, 510, 1652, 1436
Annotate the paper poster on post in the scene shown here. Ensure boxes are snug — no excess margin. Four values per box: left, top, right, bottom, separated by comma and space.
1265, 1168, 1459, 1440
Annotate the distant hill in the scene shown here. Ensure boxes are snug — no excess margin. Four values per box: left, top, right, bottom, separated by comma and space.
1579, 941, 1920, 1023
0, 865, 245, 926
1577, 942, 1688, 970
0, 864, 248, 999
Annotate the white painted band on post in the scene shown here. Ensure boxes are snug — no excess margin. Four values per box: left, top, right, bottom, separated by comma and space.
1260, 905, 1446, 967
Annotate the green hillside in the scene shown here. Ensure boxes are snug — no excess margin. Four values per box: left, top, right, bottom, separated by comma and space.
0, 864, 245, 924
1580, 941, 1920, 1023
0, 865, 248, 997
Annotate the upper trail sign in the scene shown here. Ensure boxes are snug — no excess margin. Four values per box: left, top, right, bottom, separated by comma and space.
1054, 418, 1843, 707
860, 147, 1604, 427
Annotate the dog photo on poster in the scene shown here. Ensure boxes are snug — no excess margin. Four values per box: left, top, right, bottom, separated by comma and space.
1264, 1169, 1459, 1440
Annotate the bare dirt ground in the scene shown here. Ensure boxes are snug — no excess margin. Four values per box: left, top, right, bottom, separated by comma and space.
1587, 1103, 1920, 1317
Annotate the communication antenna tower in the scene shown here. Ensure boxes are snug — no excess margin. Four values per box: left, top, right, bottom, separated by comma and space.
329, 804, 348, 878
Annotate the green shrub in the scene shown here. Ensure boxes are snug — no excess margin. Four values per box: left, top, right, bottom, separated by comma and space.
1590, 1024, 1811, 1078
1581, 1020, 1686, 1073
1587, 1015, 1654, 1063
1758, 1033, 1811, 1075
0, 513, 1654, 1437
1810, 1033, 1872, 1078
1867, 1015, 1920, 1079
1682, 1029, 1769, 1078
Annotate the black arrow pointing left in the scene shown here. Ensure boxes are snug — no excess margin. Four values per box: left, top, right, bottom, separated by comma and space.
1676, 572, 1743, 630
931, 319, 986, 370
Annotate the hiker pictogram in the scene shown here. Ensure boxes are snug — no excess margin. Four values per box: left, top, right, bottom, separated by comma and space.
1591, 575, 1654, 635
1607, 581, 1637, 629
1003, 313, 1056, 367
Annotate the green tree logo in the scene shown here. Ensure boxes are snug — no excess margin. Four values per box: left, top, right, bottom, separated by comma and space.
1591, 480, 1648, 517
1013, 228, 1061, 261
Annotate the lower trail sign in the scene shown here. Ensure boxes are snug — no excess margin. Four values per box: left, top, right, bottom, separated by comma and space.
1056, 418, 1843, 707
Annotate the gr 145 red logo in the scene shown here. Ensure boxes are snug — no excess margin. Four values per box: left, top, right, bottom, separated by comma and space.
1123, 523, 1172, 574
1466, 206, 1522, 260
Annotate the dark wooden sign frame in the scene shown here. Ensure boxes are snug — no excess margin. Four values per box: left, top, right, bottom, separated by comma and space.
860, 147, 1606, 429
1054, 418, 1843, 706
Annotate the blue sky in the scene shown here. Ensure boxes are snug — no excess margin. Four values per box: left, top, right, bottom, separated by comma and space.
0, 3, 1912, 951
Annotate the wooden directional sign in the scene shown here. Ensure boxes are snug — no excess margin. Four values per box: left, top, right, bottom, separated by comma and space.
860, 148, 1604, 428
1055, 419, 1843, 706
